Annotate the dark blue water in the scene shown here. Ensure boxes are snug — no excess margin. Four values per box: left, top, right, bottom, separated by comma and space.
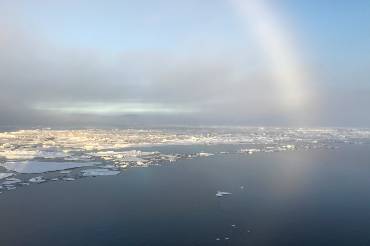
1, 144, 370, 246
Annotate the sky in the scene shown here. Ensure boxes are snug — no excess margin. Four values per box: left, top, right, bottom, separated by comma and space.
0, 0, 369, 127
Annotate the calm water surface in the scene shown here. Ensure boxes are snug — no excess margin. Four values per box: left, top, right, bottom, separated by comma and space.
1, 144, 370, 246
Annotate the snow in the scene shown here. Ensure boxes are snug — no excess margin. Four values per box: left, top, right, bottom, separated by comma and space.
0, 161, 99, 174
0, 173, 14, 180
81, 169, 120, 177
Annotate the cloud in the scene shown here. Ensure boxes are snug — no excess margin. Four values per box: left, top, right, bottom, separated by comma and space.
0, 14, 369, 127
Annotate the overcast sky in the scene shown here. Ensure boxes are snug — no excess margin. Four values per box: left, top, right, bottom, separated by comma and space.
0, 0, 369, 127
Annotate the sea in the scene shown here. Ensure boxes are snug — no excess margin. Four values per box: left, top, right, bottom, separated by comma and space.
1, 143, 370, 245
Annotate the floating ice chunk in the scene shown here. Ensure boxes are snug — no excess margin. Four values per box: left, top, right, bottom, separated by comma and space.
64, 155, 91, 161
60, 170, 71, 174
284, 144, 295, 150
51, 178, 59, 181
81, 169, 120, 177
0, 150, 38, 160
0, 173, 14, 180
160, 154, 178, 162
216, 191, 232, 197
198, 152, 214, 157
240, 148, 260, 154
136, 161, 147, 167
122, 156, 145, 162
62, 177, 75, 181
119, 164, 129, 168
29, 176, 46, 183
2, 178, 22, 185
0, 150, 70, 160
100, 164, 116, 169
0, 161, 99, 174
36, 151, 70, 159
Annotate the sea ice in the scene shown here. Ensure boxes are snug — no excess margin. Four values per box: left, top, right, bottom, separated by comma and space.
0, 161, 99, 174
60, 170, 71, 174
62, 177, 75, 181
0, 173, 14, 180
240, 148, 261, 154
29, 176, 46, 183
100, 164, 116, 169
198, 152, 214, 157
2, 178, 22, 185
216, 191, 232, 197
81, 169, 120, 177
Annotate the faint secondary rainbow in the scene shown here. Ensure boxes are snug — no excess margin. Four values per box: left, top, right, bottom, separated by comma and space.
231, 0, 314, 122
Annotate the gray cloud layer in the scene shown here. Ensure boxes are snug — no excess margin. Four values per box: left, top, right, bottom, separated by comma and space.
0, 22, 369, 127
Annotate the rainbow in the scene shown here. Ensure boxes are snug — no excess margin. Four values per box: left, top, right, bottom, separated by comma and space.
231, 0, 315, 123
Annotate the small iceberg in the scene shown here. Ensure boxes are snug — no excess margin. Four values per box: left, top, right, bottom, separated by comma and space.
216, 191, 232, 197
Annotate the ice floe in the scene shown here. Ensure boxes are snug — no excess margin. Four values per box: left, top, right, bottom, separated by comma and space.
29, 176, 46, 183
0, 161, 99, 174
81, 169, 120, 177
216, 191, 232, 197
2, 178, 22, 185
60, 170, 72, 174
62, 177, 75, 181
0, 173, 14, 180
198, 152, 214, 157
